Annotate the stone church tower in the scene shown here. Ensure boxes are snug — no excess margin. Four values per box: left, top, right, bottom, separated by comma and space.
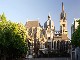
44, 13, 55, 50
60, 2, 68, 36
44, 13, 55, 40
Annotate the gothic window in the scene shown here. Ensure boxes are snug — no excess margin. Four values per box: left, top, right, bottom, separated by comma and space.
61, 13, 64, 19
28, 28, 32, 35
63, 30, 64, 32
48, 37, 50, 40
65, 31, 67, 32
52, 41, 53, 48
63, 24, 65, 27
48, 42, 51, 49
45, 42, 47, 48
54, 41, 56, 50
57, 40, 60, 49
60, 26, 62, 33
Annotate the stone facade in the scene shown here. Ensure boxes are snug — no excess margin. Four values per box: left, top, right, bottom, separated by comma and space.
25, 2, 70, 57
71, 18, 80, 37
42, 2, 69, 52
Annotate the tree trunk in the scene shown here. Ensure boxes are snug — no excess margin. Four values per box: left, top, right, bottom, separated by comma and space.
3, 55, 6, 60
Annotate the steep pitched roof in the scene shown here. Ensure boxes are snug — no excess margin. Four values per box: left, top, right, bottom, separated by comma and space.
26, 20, 40, 28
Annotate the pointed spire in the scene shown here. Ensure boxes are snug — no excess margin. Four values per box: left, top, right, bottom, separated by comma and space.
48, 12, 51, 20
62, 2, 64, 12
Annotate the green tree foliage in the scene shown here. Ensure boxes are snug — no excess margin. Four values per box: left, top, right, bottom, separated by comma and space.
1, 13, 6, 22
71, 20, 80, 47
0, 14, 28, 59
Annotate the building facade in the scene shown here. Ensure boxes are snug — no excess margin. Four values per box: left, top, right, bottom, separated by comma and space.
25, 2, 70, 57
71, 18, 79, 37
42, 2, 69, 53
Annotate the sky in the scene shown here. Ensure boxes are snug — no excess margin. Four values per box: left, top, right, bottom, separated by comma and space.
0, 0, 80, 39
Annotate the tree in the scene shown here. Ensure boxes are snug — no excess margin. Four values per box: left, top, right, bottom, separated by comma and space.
1, 13, 7, 22
71, 20, 80, 47
0, 14, 28, 60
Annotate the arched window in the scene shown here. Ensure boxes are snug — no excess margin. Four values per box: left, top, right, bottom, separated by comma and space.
54, 41, 56, 50
57, 40, 60, 50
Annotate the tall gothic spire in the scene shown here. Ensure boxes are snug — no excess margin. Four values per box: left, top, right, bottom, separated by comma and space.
60, 2, 66, 20
62, 2, 64, 12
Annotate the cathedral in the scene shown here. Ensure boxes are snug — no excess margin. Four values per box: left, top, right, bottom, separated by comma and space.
25, 2, 70, 57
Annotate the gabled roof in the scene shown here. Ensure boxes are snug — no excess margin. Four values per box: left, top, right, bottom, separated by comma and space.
26, 20, 40, 28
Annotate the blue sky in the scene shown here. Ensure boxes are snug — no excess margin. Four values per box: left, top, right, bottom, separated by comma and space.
0, 0, 80, 39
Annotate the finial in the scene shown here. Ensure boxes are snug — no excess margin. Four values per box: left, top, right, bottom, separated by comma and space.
48, 12, 51, 20
62, 2, 64, 12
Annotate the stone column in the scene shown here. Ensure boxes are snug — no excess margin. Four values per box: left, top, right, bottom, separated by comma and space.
51, 39, 52, 50
53, 41, 54, 50
56, 41, 57, 50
